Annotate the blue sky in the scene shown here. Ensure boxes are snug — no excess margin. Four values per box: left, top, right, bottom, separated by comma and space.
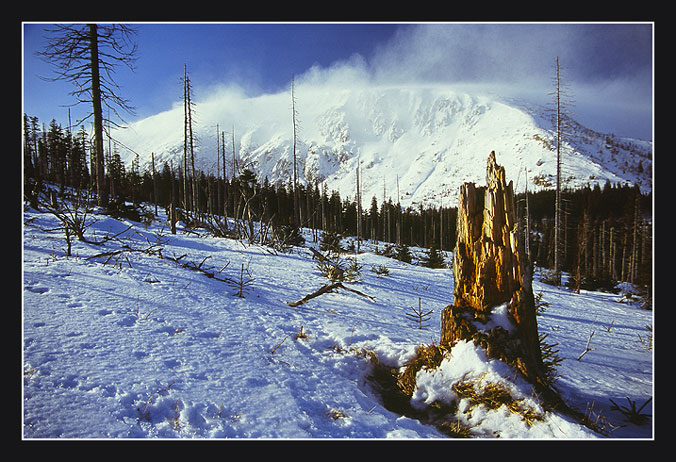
22, 22, 653, 140
23, 23, 401, 123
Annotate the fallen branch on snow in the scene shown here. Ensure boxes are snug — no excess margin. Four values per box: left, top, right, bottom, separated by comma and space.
286, 282, 375, 307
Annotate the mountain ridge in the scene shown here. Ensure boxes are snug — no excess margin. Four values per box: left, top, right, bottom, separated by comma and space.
112, 83, 652, 208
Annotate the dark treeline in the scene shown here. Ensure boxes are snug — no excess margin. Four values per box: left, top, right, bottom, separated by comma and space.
519, 181, 652, 292
24, 113, 652, 292
23, 114, 457, 252
24, 115, 91, 193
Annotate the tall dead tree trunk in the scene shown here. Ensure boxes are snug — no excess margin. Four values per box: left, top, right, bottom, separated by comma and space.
630, 193, 640, 284
291, 77, 300, 229
186, 71, 197, 217
38, 24, 137, 207
89, 24, 107, 208
356, 160, 361, 253
170, 164, 177, 234
183, 65, 190, 219
152, 152, 158, 216
222, 130, 228, 218
440, 152, 547, 388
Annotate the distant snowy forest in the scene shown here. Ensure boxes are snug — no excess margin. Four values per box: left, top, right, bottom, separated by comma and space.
23, 113, 653, 301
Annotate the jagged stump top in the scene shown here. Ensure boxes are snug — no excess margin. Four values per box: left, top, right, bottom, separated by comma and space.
452, 151, 522, 313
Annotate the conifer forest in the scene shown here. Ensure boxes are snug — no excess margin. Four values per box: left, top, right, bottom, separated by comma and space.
23, 112, 652, 296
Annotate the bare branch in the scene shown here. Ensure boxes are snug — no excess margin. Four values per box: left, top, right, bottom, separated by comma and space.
36, 23, 138, 125
286, 282, 375, 308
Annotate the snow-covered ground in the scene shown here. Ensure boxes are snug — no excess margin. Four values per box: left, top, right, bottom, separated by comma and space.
22, 201, 653, 439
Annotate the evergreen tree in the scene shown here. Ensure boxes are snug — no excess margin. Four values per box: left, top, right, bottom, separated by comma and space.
23, 114, 36, 179
320, 231, 343, 254
369, 195, 380, 241
107, 146, 126, 204
46, 119, 67, 189
421, 241, 446, 268
395, 243, 412, 264
71, 126, 90, 188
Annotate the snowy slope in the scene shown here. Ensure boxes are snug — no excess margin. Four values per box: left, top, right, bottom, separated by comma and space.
22, 199, 653, 439
113, 83, 652, 208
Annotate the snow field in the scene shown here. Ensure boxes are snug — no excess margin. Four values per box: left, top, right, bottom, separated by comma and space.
22, 205, 653, 439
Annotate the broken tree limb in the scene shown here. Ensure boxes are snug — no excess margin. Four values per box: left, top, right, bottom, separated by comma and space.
165, 253, 236, 284
309, 247, 327, 262
286, 282, 375, 307
576, 329, 596, 361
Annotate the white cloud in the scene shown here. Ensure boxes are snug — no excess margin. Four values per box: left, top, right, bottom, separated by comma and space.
296, 53, 373, 90
153, 23, 653, 140
293, 23, 653, 139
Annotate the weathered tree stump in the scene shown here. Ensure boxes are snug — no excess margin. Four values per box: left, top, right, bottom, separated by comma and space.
440, 152, 547, 387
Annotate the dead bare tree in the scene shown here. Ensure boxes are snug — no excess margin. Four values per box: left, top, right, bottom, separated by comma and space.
182, 64, 198, 221
551, 56, 574, 284
37, 24, 138, 208
37, 187, 134, 256
291, 77, 300, 228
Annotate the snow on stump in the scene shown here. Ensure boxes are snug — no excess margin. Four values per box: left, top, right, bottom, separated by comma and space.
440, 152, 547, 388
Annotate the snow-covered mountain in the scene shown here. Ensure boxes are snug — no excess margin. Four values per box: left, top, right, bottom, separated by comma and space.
113, 83, 652, 208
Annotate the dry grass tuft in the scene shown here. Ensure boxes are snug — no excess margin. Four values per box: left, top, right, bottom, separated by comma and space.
452, 377, 544, 426
327, 407, 348, 420
295, 325, 307, 339
397, 343, 451, 397
437, 419, 474, 438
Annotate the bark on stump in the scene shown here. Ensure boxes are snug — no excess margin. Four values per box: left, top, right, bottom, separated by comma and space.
440, 152, 547, 387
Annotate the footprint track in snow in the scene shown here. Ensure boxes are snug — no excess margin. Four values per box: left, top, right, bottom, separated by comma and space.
25, 285, 50, 294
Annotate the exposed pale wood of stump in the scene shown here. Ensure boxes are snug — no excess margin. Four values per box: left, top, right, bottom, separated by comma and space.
440, 152, 547, 387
